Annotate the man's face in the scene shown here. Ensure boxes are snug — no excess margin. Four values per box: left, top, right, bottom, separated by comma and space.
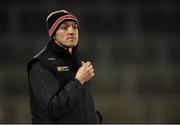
54, 21, 79, 48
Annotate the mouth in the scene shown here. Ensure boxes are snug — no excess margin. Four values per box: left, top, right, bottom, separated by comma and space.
67, 36, 76, 40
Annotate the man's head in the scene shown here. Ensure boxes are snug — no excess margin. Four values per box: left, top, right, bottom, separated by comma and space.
46, 10, 79, 48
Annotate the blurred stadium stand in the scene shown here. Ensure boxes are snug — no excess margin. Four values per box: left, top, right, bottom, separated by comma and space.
0, 0, 180, 123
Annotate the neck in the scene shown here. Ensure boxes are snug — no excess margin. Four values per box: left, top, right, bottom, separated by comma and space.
68, 48, 73, 54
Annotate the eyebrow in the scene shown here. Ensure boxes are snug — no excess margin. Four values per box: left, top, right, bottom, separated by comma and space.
62, 21, 77, 25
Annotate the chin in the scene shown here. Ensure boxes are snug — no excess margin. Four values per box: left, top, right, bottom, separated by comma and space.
71, 44, 78, 48
68, 42, 78, 47
66, 44, 77, 48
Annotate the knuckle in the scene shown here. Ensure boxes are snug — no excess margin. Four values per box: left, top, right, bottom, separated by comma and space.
87, 61, 91, 65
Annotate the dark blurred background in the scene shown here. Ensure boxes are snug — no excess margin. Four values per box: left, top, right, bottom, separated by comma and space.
0, 0, 180, 123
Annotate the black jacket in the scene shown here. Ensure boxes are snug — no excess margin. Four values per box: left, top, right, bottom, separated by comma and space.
27, 41, 102, 124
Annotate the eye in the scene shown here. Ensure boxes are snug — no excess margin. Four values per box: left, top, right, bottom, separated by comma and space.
60, 25, 68, 30
73, 25, 78, 29
71, 24, 78, 30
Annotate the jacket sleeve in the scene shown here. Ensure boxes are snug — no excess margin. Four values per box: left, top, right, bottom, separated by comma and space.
28, 61, 83, 118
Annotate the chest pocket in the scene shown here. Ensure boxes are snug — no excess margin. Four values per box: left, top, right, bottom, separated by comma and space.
50, 65, 75, 89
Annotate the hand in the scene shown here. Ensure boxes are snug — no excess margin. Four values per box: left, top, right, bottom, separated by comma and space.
75, 61, 95, 84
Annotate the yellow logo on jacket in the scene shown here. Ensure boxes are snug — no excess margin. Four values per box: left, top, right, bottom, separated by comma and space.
57, 66, 62, 71
57, 66, 69, 72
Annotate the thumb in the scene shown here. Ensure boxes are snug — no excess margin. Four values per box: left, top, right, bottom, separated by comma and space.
81, 61, 85, 66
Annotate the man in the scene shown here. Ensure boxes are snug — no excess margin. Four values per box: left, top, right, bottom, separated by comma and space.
27, 10, 102, 123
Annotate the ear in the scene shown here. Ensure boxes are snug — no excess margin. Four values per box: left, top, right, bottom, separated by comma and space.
53, 34, 56, 40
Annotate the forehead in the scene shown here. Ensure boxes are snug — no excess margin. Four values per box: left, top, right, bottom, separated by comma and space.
61, 20, 77, 25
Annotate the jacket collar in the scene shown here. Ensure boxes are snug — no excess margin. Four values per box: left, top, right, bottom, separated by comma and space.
47, 39, 78, 57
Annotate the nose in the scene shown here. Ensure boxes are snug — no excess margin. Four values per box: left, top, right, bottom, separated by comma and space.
68, 26, 77, 34
68, 26, 74, 31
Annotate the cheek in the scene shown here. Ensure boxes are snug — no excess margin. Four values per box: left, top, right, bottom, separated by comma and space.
76, 32, 79, 39
77, 35, 79, 41
56, 31, 66, 40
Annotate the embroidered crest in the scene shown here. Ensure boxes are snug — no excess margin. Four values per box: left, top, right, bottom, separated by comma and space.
57, 66, 69, 72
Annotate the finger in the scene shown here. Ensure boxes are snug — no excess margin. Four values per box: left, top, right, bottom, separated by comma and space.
91, 72, 95, 77
88, 65, 93, 70
91, 68, 94, 73
85, 61, 91, 66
